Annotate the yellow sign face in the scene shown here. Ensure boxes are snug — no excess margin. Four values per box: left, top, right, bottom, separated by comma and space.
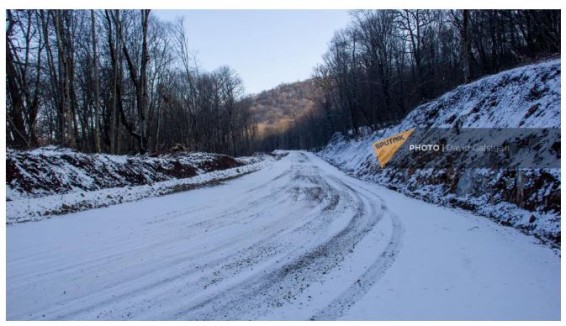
372, 129, 414, 167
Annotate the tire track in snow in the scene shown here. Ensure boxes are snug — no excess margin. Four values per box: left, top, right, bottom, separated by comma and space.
28, 154, 339, 320
8, 151, 404, 320
311, 200, 404, 320
168, 155, 402, 320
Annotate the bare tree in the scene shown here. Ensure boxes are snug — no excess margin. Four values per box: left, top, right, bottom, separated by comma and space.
6, 10, 43, 148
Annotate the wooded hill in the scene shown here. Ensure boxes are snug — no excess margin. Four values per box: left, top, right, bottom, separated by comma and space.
249, 80, 321, 136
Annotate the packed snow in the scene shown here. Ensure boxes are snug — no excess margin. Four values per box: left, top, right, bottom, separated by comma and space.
6, 152, 559, 320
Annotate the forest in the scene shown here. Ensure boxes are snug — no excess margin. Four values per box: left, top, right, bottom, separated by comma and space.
272, 10, 561, 150
6, 9, 256, 156
6, 10, 561, 155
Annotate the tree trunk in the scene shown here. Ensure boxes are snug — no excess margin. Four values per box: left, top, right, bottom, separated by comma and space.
53, 11, 75, 147
462, 10, 471, 83
91, 10, 102, 152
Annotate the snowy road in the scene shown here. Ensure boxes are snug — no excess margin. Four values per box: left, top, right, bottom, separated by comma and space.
6, 151, 560, 320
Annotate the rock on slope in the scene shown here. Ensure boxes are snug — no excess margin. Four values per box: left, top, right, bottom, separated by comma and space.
319, 59, 561, 247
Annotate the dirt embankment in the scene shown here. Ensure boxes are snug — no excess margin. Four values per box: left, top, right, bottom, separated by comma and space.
7, 146, 242, 199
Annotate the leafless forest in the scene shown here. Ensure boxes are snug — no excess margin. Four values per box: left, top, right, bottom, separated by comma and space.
6, 10, 560, 155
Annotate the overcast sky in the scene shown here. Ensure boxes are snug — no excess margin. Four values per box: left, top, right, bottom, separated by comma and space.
153, 10, 351, 94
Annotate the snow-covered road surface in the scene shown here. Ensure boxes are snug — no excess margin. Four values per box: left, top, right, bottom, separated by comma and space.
6, 151, 560, 320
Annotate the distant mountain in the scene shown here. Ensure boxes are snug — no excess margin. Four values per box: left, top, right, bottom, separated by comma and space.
249, 80, 321, 135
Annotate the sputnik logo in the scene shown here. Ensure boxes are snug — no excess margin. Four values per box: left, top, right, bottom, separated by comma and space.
372, 129, 415, 168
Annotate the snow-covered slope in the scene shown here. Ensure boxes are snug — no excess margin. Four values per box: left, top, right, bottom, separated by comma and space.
6, 146, 266, 200
319, 59, 561, 246
396, 59, 559, 130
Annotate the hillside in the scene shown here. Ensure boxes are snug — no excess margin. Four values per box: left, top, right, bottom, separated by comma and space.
250, 80, 321, 135
319, 59, 561, 247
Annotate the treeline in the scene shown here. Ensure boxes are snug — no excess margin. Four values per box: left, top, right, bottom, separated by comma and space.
6, 9, 257, 155
275, 9, 561, 150
7, 10, 561, 155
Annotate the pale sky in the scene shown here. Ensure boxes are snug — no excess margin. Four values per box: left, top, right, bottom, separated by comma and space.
153, 10, 351, 94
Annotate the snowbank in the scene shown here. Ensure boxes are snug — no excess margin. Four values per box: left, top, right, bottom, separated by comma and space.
6, 146, 275, 223
6, 146, 259, 200
7, 158, 273, 224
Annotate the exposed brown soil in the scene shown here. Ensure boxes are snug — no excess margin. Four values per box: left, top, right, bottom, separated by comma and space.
6, 147, 244, 198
